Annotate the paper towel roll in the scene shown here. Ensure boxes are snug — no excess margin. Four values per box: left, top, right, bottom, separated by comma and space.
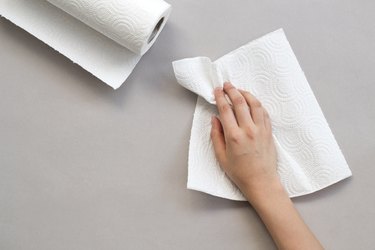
46, 0, 171, 55
0, 0, 171, 88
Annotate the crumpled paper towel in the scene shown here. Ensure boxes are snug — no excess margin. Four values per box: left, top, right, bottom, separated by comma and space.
0, 0, 171, 89
173, 29, 352, 200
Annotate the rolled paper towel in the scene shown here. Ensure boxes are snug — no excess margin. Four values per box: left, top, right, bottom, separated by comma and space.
46, 0, 171, 55
0, 0, 172, 88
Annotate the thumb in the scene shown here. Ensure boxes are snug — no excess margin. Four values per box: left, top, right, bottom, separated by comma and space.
211, 116, 226, 165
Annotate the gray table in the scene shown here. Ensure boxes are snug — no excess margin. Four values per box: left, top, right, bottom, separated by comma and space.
1, 0, 374, 249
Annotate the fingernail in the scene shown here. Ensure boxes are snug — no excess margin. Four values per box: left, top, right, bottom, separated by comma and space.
224, 82, 231, 87
213, 87, 222, 94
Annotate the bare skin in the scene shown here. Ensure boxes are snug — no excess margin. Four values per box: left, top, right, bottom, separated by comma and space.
211, 82, 324, 250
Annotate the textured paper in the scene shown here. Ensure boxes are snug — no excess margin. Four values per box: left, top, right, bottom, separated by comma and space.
173, 29, 352, 200
0, 0, 171, 89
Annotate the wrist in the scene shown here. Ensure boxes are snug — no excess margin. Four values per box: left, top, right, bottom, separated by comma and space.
241, 175, 287, 206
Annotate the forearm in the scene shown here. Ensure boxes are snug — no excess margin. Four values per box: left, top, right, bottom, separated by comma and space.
211, 84, 322, 249
243, 179, 324, 250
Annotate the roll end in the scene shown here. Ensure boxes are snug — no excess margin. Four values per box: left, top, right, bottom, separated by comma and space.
147, 17, 165, 44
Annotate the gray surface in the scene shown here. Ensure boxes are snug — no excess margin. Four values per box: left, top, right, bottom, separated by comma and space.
0, 0, 374, 249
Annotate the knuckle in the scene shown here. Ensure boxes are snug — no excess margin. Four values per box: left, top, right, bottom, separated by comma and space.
242, 91, 251, 99
225, 84, 235, 90
232, 96, 245, 106
219, 103, 231, 113
250, 99, 262, 108
245, 127, 257, 139
245, 129, 255, 139
240, 90, 251, 98
228, 130, 242, 144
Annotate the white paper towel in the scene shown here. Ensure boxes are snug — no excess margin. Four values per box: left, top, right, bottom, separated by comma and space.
0, 0, 171, 89
173, 29, 352, 200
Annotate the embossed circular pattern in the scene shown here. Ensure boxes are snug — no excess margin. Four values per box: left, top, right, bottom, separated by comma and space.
223, 51, 250, 80
47, 0, 170, 54
173, 29, 351, 200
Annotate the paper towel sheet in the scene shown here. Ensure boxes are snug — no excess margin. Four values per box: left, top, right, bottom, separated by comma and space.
173, 29, 352, 200
0, 0, 171, 89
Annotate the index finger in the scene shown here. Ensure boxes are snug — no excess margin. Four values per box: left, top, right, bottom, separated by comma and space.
214, 88, 238, 132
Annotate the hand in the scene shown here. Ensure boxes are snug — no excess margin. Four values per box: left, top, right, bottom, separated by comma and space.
211, 82, 279, 200
211, 82, 323, 250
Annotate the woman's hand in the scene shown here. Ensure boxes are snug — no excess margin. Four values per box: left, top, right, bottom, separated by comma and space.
210, 82, 323, 250
211, 82, 279, 200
